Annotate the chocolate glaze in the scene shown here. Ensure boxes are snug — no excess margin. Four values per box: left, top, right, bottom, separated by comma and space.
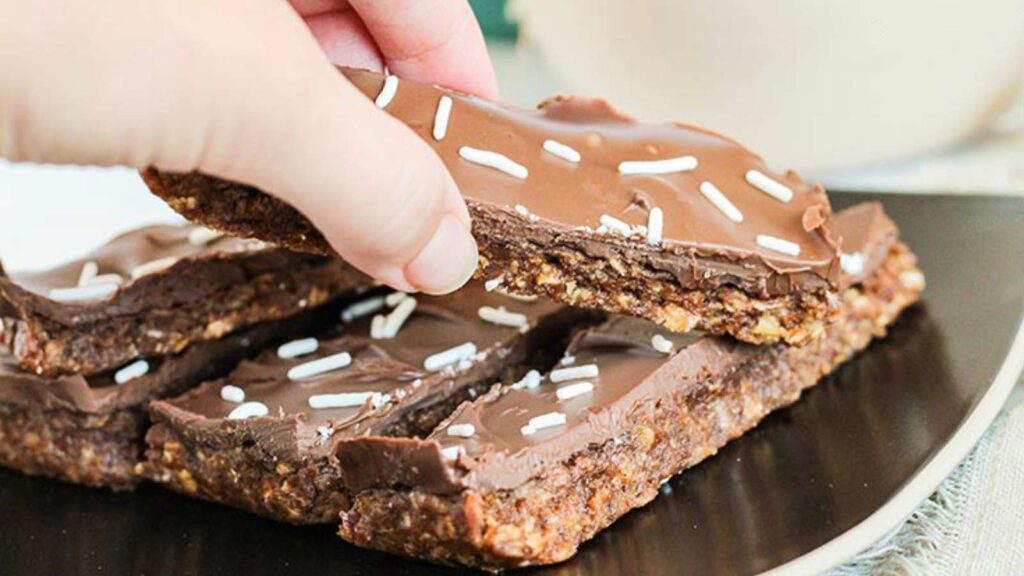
153, 283, 569, 457
0, 225, 290, 326
333, 203, 899, 494
341, 68, 839, 294
832, 201, 899, 287
0, 312, 314, 414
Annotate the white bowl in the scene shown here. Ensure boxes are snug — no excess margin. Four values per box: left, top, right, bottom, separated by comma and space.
511, 0, 1024, 171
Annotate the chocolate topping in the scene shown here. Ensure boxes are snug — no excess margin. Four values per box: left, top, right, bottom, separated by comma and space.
0, 225, 272, 325
833, 201, 899, 286
333, 203, 900, 493
154, 283, 568, 456
341, 67, 839, 293
1, 223, 370, 377
0, 313, 307, 414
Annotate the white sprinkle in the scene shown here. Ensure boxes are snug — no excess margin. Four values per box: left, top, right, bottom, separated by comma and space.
277, 337, 319, 359
87, 273, 124, 286
432, 95, 453, 141
374, 74, 399, 108
446, 423, 476, 438
840, 252, 867, 276
341, 296, 385, 323
542, 139, 581, 163
646, 207, 664, 245
478, 306, 528, 328
599, 215, 632, 236
385, 291, 408, 307
520, 411, 567, 436
459, 146, 528, 180
77, 261, 98, 286
699, 182, 744, 223
618, 156, 698, 175
114, 359, 149, 385
483, 277, 503, 292
756, 234, 802, 257
287, 352, 353, 380
316, 425, 334, 441
370, 314, 386, 339
512, 204, 539, 222
188, 227, 223, 245
308, 391, 382, 410
501, 292, 539, 303
424, 342, 477, 371
556, 381, 594, 401
131, 256, 178, 279
441, 445, 464, 461
651, 334, 674, 354
380, 297, 417, 338
511, 369, 542, 390
228, 401, 269, 420
560, 355, 576, 366
220, 385, 246, 403
745, 170, 794, 203
48, 283, 118, 303
550, 364, 599, 383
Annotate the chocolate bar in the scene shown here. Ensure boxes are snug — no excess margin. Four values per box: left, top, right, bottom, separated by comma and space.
140, 283, 584, 523
143, 67, 842, 346
0, 309, 327, 489
333, 203, 923, 569
0, 224, 369, 376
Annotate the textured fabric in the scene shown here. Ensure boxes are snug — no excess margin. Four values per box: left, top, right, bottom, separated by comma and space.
828, 392, 1024, 575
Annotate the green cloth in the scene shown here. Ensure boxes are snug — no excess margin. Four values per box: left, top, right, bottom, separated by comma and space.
470, 0, 517, 40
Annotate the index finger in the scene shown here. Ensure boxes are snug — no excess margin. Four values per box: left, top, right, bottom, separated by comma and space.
348, 0, 497, 99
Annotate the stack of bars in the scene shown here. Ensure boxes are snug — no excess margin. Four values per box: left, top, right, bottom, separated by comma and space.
0, 225, 371, 487
1, 68, 926, 570
0, 206, 923, 569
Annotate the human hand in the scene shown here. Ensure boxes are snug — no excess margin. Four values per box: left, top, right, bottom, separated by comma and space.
0, 0, 496, 294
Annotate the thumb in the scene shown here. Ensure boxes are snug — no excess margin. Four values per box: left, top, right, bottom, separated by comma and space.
207, 68, 478, 295
0, 0, 477, 294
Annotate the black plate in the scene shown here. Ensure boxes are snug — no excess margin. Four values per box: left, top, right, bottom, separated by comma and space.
1, 192, 1022, 576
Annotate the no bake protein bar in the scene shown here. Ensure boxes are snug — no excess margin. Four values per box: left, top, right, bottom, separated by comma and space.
139, 282, 583, 523
333, 203, 922, 569
0, 224, 369, 377
0, 309, 330, 489
143, 67, 843, 346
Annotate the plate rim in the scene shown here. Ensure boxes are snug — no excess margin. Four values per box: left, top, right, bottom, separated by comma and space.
761, 311, 1024, 575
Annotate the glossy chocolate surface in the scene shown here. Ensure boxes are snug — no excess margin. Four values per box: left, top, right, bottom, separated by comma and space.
343, 68, 839, 293
158, 283, 567, 451
0, 315, 313, 414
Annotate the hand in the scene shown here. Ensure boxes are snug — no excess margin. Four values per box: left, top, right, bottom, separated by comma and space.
0, 0, 496, 294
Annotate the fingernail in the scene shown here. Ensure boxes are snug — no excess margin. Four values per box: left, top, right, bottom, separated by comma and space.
403, 215, 478, 295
